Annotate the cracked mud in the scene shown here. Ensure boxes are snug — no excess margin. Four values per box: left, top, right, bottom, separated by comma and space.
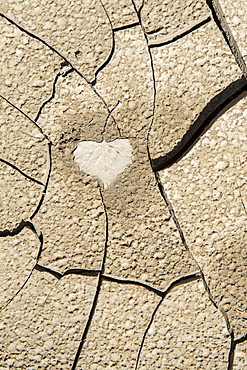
0, 1, 246, 369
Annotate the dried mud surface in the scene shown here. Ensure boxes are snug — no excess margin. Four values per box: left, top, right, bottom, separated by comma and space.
0, 1, 246, 369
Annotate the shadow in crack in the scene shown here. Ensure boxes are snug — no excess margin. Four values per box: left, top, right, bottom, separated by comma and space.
151, 76, 247, 171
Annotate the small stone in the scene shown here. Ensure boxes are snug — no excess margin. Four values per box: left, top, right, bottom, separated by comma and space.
214, 161, 228, 171
228, 263, 236, 271
128, 100, 137, 110
154, 252, 164, 259
157, 340, 165, 348
32, 79, 45, 87
110, 353, 120, 362
121, 260, 131, 269
235, 351, 245, 358
202, 349, 210, 357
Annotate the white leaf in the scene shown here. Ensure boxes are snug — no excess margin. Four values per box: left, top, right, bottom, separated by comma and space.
74, 139, 133, 188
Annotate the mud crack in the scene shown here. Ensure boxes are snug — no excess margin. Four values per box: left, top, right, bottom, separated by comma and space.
154, 171, 235, 370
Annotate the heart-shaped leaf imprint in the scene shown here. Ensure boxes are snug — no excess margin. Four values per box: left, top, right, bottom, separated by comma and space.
74, 139, 133, 188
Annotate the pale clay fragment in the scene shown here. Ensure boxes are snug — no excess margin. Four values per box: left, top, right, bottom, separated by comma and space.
74, 139, 133, 188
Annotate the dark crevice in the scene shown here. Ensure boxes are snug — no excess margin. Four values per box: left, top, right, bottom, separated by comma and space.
134, 272, 201, 370
0, 13, 120, 137
0, 158, 45, 186
35, 230, 44, 261
227, 332, 235, 370
71, 186, 108, 370
20, 264, 201, 299
63, 268, 101, 277
0, 221, 43, 266
206, 0, 247, 78
31, 266, 197, 298
127, 6, 224, 370
130, 0, 157, 173
234, 332, 247, 345
102, 274, 164, 296
60, 60, 70, 68
95, 2, 122, 138
71, 274, 101, 370
0, 219, 36, 237
34, 68, 73, 141
148, 15, 211, 48
85, 88, 119, 138
0, 94, 52, 229
145, 26, 164, 35
30, 142, 52, 220
103, 271, 201, 298
1, 221, 43, 310
165, 193, 194, 252
0, 94, 50, 142
112, 21, 140, 32
101, 100, 122, 138
154, 172, 234, 355
227, 332, 247, 370
1, 5, 244, 369
62, 67, 75, 78
0, 13, 79, 79
0, 268, 35, 311
34, 264, 63, 279
34, 72, 62, 123
135, 298, 162, 370
90, 0, 115, 86
34, 264, 101, 279
238, 189, 247, 215
152, 76, 247, 171
0, 219, 26, 237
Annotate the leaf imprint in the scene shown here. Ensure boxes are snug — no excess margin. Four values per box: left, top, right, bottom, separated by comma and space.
74, 139, 133, 188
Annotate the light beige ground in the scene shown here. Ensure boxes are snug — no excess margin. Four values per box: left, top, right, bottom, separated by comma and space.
1, 1, 246, 369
